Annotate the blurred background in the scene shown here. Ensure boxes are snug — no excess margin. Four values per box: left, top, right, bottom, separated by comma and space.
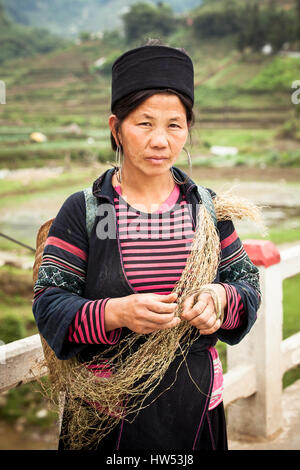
0, 0, 299, 450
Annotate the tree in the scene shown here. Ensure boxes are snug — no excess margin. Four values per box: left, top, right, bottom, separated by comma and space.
192, 0, 243, 39
267, 14, 289, 53
237, 30, 247, 53
122, 2, 176, 44
246, 3, 266, 53
264, 2, 292, 53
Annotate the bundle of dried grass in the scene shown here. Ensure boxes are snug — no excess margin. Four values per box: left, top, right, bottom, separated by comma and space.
33, 191, 265, 450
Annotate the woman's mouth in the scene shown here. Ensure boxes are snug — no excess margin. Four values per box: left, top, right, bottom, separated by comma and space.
145, 156, 168, 164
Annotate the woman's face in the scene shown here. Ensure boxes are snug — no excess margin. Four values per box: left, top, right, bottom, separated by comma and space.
109, 93, 190, 179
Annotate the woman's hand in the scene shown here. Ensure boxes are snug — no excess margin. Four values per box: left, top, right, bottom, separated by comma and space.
105, 292, 180, 334
180, 284, 227, 335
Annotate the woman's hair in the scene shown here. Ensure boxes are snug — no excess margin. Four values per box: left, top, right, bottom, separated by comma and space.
110, 38, 195, 151
110, 88, 195, 150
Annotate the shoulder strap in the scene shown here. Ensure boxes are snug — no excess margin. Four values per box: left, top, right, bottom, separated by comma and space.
83, 187, 98, 238
33, 189, 97, 282
196, 185, 217, 228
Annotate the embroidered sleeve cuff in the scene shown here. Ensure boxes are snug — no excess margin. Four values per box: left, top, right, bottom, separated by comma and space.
68, 298, 122, 345
219, 283, 245, 330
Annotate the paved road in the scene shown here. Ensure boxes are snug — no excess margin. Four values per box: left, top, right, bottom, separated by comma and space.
228, 379, 300, 450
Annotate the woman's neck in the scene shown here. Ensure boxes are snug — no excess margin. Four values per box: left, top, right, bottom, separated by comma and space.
112, 167, 176, 213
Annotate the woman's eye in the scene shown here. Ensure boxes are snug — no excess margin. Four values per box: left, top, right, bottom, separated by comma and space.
169, 123, 180, 128
139, 122, 151, 126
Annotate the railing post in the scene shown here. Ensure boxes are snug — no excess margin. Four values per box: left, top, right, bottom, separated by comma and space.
226, 240, 283, 440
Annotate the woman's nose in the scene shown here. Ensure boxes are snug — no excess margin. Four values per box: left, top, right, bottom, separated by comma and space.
149, 128, 168, 148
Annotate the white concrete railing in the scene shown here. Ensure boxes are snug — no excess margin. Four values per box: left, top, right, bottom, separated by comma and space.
226, 241, 300, 439
0, 242, 299, 440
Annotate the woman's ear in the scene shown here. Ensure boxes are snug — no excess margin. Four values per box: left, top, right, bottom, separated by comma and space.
109, 114, 121, 147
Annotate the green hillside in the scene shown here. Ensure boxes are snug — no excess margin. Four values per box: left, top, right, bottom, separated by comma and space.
0, 0, 299, 170
0, 35, 299, 169
0, 1, 67, 64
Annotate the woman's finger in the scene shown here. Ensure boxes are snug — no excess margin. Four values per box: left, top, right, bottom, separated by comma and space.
142, 310, 178, 325
189, 307, 217, 330
145, 293, 178, 314
181, 293, 212, 321
134, 315, 181, 334
198, 319, 222, 335
180, 293, 200, 318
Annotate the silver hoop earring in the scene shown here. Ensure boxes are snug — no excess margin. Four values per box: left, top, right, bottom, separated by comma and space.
171, 147, 192, 185
184, 147, 192, 175
115, 146, 123, 183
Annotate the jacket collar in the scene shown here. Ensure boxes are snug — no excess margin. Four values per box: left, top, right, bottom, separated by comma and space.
92, 167, 116, 202
92, 166, 198, 202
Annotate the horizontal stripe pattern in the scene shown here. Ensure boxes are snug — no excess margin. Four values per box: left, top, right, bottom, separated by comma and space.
219, 244, 248, 272
39, 253, 85, 277
45, 236, 87, 261
220, 229, 238, 250
115, 187, 194, 295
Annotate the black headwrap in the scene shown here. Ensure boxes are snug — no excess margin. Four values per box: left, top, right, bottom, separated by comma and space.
111, 45, 194, 111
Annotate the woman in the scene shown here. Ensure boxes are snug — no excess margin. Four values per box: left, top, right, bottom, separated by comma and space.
32, 42, 261, 451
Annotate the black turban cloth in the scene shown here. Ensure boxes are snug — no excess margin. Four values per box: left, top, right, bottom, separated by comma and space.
111, 45, 194, 111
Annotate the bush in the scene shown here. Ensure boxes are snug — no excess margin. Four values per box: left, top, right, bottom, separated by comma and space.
0, 380, 57, 427
0, 313, 27, 344
279, 151, 300, 167
276, 120, 300, 140
79, 31, 92, 42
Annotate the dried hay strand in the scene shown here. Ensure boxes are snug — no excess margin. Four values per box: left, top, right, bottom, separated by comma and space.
214, 191, 267, 236
34, 191, 265, 450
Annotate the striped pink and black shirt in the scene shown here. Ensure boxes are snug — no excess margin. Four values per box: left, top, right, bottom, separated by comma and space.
65, 183, 246, 410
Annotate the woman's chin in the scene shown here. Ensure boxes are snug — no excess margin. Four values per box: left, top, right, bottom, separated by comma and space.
143, 160, 175, 176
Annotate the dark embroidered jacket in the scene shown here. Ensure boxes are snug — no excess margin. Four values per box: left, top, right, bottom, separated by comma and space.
33, 167, 261, 361
32, 167, 261, 450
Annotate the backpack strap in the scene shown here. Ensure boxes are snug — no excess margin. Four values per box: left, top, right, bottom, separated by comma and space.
196, 185, 217, 228
83, 187, 98, 238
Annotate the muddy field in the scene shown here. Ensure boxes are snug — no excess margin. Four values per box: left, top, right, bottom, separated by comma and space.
191, 166, 300, 183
